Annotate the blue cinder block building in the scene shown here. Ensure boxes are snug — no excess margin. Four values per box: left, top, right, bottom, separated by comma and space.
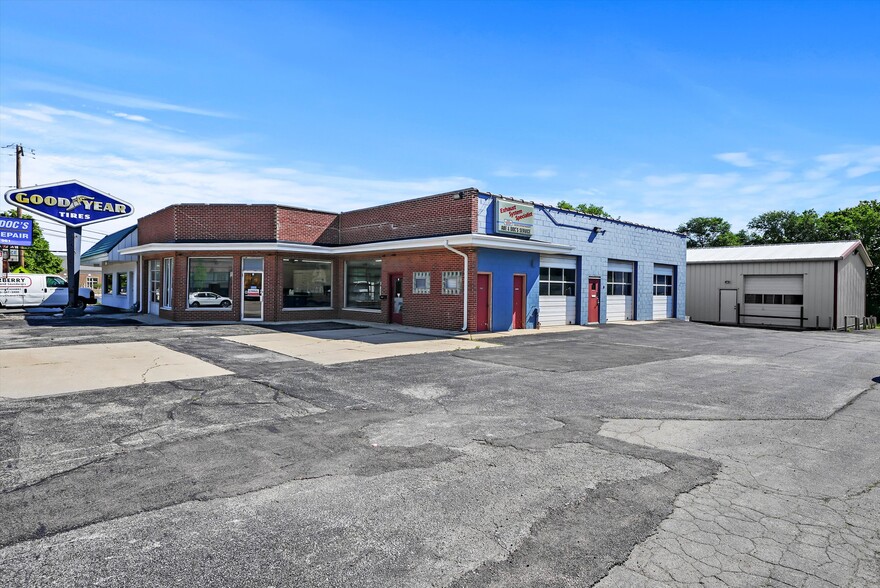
475, 192, 686, 329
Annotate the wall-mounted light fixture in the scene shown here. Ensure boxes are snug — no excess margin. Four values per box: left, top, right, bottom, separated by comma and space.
592, 226, 606, 235
453, 191, 464, 200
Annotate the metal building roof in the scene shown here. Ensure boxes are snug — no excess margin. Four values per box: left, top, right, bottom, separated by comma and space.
686, 240, 873, 267
81, 225, 137, 261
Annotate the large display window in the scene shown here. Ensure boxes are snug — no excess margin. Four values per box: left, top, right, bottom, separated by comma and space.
282, 259, 332, 308
187, 257, 233, 309
345, 260, 382, 310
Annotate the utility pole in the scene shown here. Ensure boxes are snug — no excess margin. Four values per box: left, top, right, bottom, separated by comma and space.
3, 143, 33, 271
15, 144, 25, 271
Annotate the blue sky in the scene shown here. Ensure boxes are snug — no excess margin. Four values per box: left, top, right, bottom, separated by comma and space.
1, 0, 878, 251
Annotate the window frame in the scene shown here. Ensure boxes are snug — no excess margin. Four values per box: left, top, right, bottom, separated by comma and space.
539, 266, 576, 297
412, 271, 431, 294
606, 270, 633, 297
442, 271, 462, 295
186, 256, 233, 310
344, 259, 382, 312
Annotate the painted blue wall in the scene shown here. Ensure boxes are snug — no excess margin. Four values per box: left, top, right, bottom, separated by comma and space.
477, 194, 687, 323
477, 248, 540, 330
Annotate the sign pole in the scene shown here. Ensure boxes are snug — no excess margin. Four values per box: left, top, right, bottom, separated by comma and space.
64, 226, 83, 316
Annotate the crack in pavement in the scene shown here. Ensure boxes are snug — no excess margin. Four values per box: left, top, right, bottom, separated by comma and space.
596, 389, 880, 587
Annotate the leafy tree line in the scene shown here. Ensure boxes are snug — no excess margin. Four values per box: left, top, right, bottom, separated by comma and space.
1, 209, 63, 274
677, 200, 879, 316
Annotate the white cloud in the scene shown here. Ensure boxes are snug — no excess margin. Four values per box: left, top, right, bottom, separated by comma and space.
18, 80, 230, 118
113, 112, 151, 123
714, 152, 757, 168
0, 103, 481, 250
806, 146, 880, 180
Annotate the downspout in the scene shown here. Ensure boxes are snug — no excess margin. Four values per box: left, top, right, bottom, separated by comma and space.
444, 241, 469, 332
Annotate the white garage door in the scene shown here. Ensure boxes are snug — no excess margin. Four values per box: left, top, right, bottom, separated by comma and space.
743, 275, 804, 326
539, 255, 578, 326
652, 265, 674, 320
607, 260, 634, 321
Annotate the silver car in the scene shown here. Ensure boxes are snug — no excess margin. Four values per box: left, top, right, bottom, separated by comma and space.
188, 291, 232, 308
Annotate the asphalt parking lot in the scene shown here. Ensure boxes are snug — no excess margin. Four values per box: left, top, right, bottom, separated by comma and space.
0, 313, 878, 587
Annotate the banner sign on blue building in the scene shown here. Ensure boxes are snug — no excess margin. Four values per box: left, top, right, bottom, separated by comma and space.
0, 217, 33, 247
495, 198, 534, 238
4, 180, 134, 228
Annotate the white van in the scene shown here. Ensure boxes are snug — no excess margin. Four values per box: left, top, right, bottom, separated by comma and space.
0, 274, 97, 309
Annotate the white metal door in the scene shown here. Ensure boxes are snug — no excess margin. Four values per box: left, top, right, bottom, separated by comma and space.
743, 275, 804, 326
539, 255, 578, 326
607, 260, 634, 321
652, 265, 674, 319
719, 289, 737, 323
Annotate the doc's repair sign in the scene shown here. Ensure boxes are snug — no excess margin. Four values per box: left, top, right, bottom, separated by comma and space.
0, 217, 33, 247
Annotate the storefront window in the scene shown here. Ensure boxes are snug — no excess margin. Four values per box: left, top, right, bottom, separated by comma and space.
282, 259, 332, 308
345, 260, 382, 309
188, 257, 232, 308
163, 257, 174, 308
118, 273, 128, 295
104, 273, 113, 294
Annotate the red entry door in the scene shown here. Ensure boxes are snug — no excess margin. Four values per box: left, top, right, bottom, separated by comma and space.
390, 273, 403, 324
512, 275, 525, 329
588, 277, 600, 323
477, 274, 490, 332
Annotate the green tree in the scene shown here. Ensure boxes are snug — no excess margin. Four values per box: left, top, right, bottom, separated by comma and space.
676, 217, 743, 248
817, 200, 880, 317
556, 200, 612, 218
746, 209, 822, 244
1, 210, 63, 274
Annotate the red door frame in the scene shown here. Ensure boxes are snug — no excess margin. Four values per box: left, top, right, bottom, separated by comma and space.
512, 274, 525, 329
588, 277, 601, 323
477, 273, 491, 332
390, 273, 403, 324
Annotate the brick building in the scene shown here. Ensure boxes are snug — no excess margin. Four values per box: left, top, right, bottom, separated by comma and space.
121, 189, 686, 331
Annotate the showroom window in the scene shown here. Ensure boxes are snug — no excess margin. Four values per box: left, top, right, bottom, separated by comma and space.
345, 259, 382, 309
606, 271, 633, 296
163, 257, 174, 308
187, 257, 232, 309
539, 267, 576, 296
283, 258, 332, 308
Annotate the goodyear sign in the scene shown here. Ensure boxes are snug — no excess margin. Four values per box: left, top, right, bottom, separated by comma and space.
4, 180, 133, 228
0, 217, 33, 246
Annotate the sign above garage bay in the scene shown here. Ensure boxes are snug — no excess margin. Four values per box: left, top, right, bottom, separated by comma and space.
4, 181, 134, 228
495, 199, 534, 238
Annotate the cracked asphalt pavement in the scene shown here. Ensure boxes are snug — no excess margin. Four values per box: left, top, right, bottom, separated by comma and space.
0, 314, 878, 587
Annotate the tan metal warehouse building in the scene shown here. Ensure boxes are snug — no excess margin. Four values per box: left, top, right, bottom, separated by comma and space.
686, 241, 873, 330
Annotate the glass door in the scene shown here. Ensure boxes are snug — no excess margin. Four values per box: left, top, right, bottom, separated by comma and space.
242, 257, 264, 321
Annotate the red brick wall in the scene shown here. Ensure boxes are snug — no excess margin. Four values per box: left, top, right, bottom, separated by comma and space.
337, 189, 479, 245
138, 206, 176, 243
174, 205, 278, 242
140, 247, 479, 331
276, 207, 339, 245
337, 248, 475, 331
139, 190, 480, 248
